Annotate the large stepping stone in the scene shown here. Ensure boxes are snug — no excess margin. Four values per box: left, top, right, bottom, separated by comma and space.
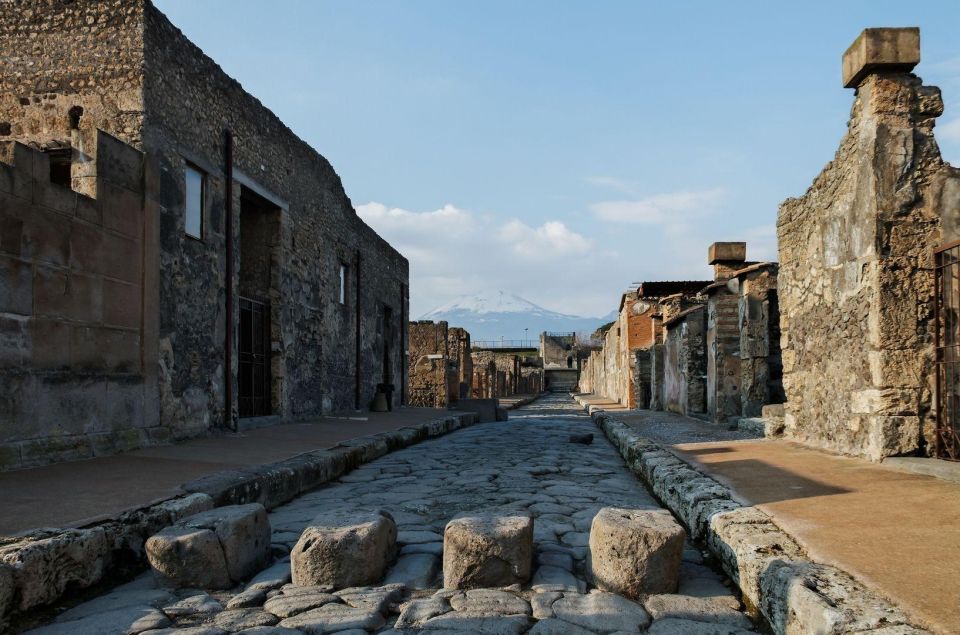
291, 509, 397, 589
443, 514, 533, 588
588, 507, 685, 598
145, 504, 271, 589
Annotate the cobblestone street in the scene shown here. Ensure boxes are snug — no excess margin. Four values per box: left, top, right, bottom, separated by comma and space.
29, 395, 754, 634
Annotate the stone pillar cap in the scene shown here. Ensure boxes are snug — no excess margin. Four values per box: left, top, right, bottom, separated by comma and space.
842, 27, 920, 88
707, 242, 746, 265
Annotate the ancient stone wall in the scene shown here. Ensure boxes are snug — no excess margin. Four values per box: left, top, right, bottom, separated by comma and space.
737, 263, 784, 417
778, 32, 957, 459
0, 0, 409, 451
540, 332, 575, 368
447, 327, 472, 401
705, 286, 741, 423
0, 131, 161, 469
408, 321, 450, 408
663, 306, 707, 416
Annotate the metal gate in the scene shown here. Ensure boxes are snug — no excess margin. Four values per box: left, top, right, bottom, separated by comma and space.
935, 241, 960, 459
239, 296, 270, 418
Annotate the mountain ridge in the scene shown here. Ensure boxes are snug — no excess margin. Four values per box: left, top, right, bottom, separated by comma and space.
418, 292, 614, 342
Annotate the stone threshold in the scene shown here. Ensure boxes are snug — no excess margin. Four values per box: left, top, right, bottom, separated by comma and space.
587, 407, 929, 635
0, 410, 479, 630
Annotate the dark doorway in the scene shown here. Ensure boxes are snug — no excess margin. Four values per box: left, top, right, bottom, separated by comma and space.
567, 356, 573, 369
238, 186, 281, 418
382, 305, 394, 385
239, 296, 270, 417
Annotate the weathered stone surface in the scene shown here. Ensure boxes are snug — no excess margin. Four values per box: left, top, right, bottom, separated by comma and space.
588, 507, 685, 597
162, 593, 223, 618
647, 617, 753, 635
551, 592, 651, 632
334, 584, 404, 614
26, 606, 170, 634
448, 589, 531, 616
245, 560, 292, 591
531, 565, 583, 593
263, 590, 340, 618
644, 594, 753, 629
443, 514, 533, 588
527, 617, 595, 635
227, 587, 269, 609
212, 608, 279, 630
530, 591, 562, 619
395, 596, 451, 628
418, 611, 531, 634
842, 27, 920, 88
146, 504, 271, 589
291, 509, 396, 589
384, 553, 439, 589
278, 602, 386, 633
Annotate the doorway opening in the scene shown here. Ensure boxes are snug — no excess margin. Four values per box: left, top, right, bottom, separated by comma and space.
238, 186, 281, 418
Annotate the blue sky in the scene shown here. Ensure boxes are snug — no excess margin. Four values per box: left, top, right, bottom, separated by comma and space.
156, 0, 960, 318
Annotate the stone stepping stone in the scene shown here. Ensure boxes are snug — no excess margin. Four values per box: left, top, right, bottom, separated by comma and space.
588, 507, 685, 598
443, 514, 533, 588
290, 509, 397, 588
146, 504, 272, 589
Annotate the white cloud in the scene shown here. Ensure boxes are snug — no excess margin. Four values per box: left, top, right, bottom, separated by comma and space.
357, 202, 605, 317
498, 219, 592, 258
589, 188, 725, 230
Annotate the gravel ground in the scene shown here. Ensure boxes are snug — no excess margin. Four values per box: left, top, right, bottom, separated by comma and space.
29, 395, 756, 635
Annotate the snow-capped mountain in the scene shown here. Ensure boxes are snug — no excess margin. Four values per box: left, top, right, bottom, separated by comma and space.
419, 292, 615, 343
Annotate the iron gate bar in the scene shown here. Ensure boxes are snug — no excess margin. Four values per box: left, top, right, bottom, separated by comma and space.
239, 296, 270, 418
934, 242, 960, 460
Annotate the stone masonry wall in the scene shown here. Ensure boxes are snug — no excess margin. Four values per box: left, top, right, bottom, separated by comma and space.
0, 0, 409, 451
0, 131, 160, 469
737, 264, 784, 417
778, 65, 958, 460
408, 320, 449, 408
706, 286, 741, 423
663, 307, 707, 416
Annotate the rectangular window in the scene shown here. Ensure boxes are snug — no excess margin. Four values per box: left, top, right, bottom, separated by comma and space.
339, 263, 348, 305
185, 164, 204, 239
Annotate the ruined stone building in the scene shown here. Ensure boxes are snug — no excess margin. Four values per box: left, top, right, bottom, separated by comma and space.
408, 321, 455, 408
779, 27, 960, 460
539, 331, 581, 391
661, 294, 708, 417
734, 262, 783, 417
580, 281, 708, 410
0, 0, 408, 469
471, 348, 543, 399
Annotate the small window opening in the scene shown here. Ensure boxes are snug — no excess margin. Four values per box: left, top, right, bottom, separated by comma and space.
68, 106, 84, 130
184, 163, 204, 239
48, 147, 72, 188
339, 263, 348, 305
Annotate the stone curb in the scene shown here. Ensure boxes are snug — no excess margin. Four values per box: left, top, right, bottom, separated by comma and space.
589, 408, 929, 635
0, 411, 478, 629
502, 393, 546, 411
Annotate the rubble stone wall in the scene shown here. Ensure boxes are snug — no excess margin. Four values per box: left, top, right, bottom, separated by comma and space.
0, 0, 409, 450
706, 288, 742, 423
408, 321, 449, 408
663, 308, 707, 416
0, 132, 160, 470
738, 265, 784, 417
778, 69, 959, 460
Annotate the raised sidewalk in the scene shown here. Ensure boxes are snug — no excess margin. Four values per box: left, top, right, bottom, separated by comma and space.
0, 407, 453, 536
576, 394, 958, 634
